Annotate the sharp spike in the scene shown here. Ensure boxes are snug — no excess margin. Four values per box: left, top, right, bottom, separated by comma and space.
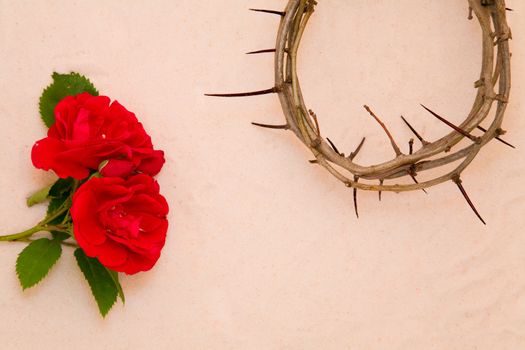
249, 8, 286, 16
453, 176, 486, 225
353, 177, 359, 219
349, 137, 366, 161
251, 122, 289, 130
408, 172, 428, 194
246, 48, 276, 55
364, 105, 403, 156
401, 115, 429, 145
309, 109, 321, 136
379, 179, 384, 202
420, 104, 479, 142
409, 138, 415, 155
326, 137, 341, 155
206, 87, 279, 98
477, 126, 516, 149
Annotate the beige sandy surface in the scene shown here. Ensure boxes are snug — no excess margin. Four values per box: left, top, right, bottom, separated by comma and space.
0, 0, 524, 349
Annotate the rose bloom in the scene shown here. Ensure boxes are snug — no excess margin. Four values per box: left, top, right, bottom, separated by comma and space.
32, 92, 165, 179
71, 174, 169, 274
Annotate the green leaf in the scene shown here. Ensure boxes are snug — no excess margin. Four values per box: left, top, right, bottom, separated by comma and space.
74, 249, 118, 317
107, 269, 125, 304
39, 72, 99, 127
45, 178, 75, 225
16, 238, 62, 290
49, 177, 74, 198
51, 231, 70, 241
26, 184, 52, 207
46, 196, 71, 225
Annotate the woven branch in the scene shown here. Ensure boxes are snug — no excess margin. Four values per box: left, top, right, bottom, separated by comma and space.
208, 0, 513, 222
274, 0, 511, 193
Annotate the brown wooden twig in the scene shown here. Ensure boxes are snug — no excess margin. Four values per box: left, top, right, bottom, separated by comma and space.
211, 0, 512, 224
364, 105, 403, 157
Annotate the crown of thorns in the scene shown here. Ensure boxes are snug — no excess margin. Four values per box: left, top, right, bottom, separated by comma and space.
208, 0, 513, 224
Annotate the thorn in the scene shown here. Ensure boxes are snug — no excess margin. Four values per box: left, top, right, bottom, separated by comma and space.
326, 137, 342, 155
349, 137, 366, 161
309, 109, 321, 136
309, 160, 318, 164
506, 8, 513, 11
407, 172, 428, 194
251, 122, 289, 130
246, 48, 276, 55
379, 179, 384, 202
452, 175, 486, 225
206, 87, 279, 98
409, 138, 415, 155
364, 105, 403, 156
491, 94, 509, 103
249, 8, 286, 16
474, 78, 485, 88
353, 176, 359, 219
401, 115, 429, 145
420, 104, 479, 142
477, 126, 516, 149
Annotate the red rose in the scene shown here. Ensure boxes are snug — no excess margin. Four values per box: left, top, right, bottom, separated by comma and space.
71, 174, 169, 274
32, 93, 165, 179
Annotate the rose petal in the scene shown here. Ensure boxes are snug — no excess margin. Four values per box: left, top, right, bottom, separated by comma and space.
71, 174, 168, 275
71, 190, 107, 245
94, 240, 128, 268
32, 93, 161, 179
137, 150, 165, 176
100, 159, 136, 178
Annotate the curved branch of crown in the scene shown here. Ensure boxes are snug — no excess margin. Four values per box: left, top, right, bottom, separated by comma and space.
207, 0, 513, 223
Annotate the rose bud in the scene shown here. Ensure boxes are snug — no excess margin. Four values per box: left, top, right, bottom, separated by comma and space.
71, 174, 169, 274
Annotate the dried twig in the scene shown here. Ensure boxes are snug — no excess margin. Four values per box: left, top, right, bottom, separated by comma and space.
364, 105, 403, 157
209, 0, 512, 223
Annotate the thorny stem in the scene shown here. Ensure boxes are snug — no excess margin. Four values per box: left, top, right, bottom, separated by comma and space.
208, 0, 511, 222
273, 0, 511, 193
